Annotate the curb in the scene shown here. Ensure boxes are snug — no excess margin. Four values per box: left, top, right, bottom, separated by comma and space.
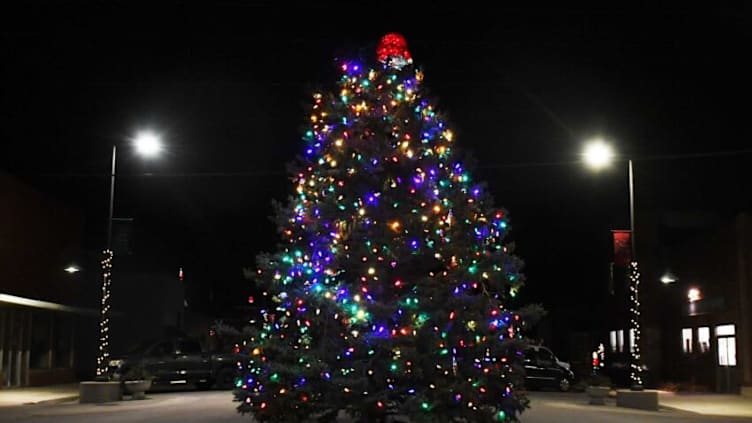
658, 404, 701, 415
23, 395, 79, 406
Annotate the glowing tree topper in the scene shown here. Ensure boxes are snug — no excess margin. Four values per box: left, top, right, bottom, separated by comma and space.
236, 34, 530, 423
377, 33, 413, 70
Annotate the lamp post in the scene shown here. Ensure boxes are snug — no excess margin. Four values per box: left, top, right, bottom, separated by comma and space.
583, 139, 644, 390
96, 130, 163, 378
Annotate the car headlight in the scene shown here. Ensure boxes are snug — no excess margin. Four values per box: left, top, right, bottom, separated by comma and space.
108, 359, 124, 367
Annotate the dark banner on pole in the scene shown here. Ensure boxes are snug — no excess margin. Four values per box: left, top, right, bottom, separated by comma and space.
113, 218, 135, 255
612, 230, 632, 267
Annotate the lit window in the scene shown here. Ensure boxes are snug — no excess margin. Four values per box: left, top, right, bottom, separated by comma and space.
716, 324, 735, 336
682, 328, 693, 354
609, 331, 617, 353
629, 329, 636, 353
698, 327, 710, 353
617, 330, 625, 353
718, 337, 737, 367
717, 324, 737, 367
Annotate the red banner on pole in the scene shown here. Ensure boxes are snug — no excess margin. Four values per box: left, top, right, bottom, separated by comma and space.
612, 230, 632, 267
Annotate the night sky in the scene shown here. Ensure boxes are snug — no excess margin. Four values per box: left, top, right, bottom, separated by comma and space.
3, 3, 750, 342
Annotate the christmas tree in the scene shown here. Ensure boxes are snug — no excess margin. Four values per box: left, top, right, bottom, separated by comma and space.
237, 34, 529, 423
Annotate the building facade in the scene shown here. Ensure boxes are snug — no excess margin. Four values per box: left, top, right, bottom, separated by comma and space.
0, 173, 97, 387
651, 212, 751, 393
602, 211, 751, 394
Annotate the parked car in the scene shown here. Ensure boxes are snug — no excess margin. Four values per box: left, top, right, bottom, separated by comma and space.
107, 337, 241, 390
522, 345, 576, 392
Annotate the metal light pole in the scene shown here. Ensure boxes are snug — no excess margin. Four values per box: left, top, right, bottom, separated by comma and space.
108, 145, 117, 250
96, 146, 116, 378
583, 141, 643, 390
96, 132, 162, 378
628, 160, 635, 257
627, 159, 644, 390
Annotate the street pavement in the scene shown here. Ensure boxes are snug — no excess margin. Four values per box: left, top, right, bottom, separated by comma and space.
658, 391, 752, 418
1, 389, 751, 422
523, 391, 752, 423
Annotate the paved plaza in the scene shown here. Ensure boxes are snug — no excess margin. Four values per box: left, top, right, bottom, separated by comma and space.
1, 386, 751, 422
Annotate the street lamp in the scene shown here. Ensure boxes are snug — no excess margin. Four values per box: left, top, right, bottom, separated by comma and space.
64, 265, 81, 274
583, 139, 644, 390
687, 287, 702, 303
583, 139, 614, 171
97, 130, 163, 378
660, 271, 678, 284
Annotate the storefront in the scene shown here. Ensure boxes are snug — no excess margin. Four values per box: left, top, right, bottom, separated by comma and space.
0, 293, 96, 387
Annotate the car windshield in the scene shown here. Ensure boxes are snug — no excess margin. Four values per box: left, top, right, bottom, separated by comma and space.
538, 348, 554, 362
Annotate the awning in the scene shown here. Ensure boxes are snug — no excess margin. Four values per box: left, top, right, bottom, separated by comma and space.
0, 293, 99, 316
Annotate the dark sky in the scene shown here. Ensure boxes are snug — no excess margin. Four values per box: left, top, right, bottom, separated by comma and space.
2, 3, 751, 334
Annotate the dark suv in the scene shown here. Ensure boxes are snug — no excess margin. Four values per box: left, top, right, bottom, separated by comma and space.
107, 337, 239, 390
522, 345, 575, 392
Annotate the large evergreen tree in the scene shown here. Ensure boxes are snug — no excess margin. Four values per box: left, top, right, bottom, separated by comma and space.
237, 34, 529, 422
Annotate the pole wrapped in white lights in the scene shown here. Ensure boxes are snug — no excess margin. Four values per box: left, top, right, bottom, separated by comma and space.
95, 134, 162, 379
584, 142, 644, 390
96, 249, 113, 376
628, 260, 643, 388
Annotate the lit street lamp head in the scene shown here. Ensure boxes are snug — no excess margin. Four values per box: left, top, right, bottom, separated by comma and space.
660, 271, 678, 284
64, 265, 81, 274
583, 139, 615, 170
688, 287, 702, 303
133, 130, 163, 157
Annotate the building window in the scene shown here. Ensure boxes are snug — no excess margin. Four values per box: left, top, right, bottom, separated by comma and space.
682, 328, 693, 354
698, 327, 710, 353
629, 329, 636, 353
609, 331, 617, 353
718, 337, 737, 367
716, 324, 736, 367
716, 324, 735, 337
617, 329, 625, 353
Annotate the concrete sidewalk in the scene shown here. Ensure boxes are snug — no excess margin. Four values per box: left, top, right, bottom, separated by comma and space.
0, 384, 79, 407
658, 391, 752, 418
